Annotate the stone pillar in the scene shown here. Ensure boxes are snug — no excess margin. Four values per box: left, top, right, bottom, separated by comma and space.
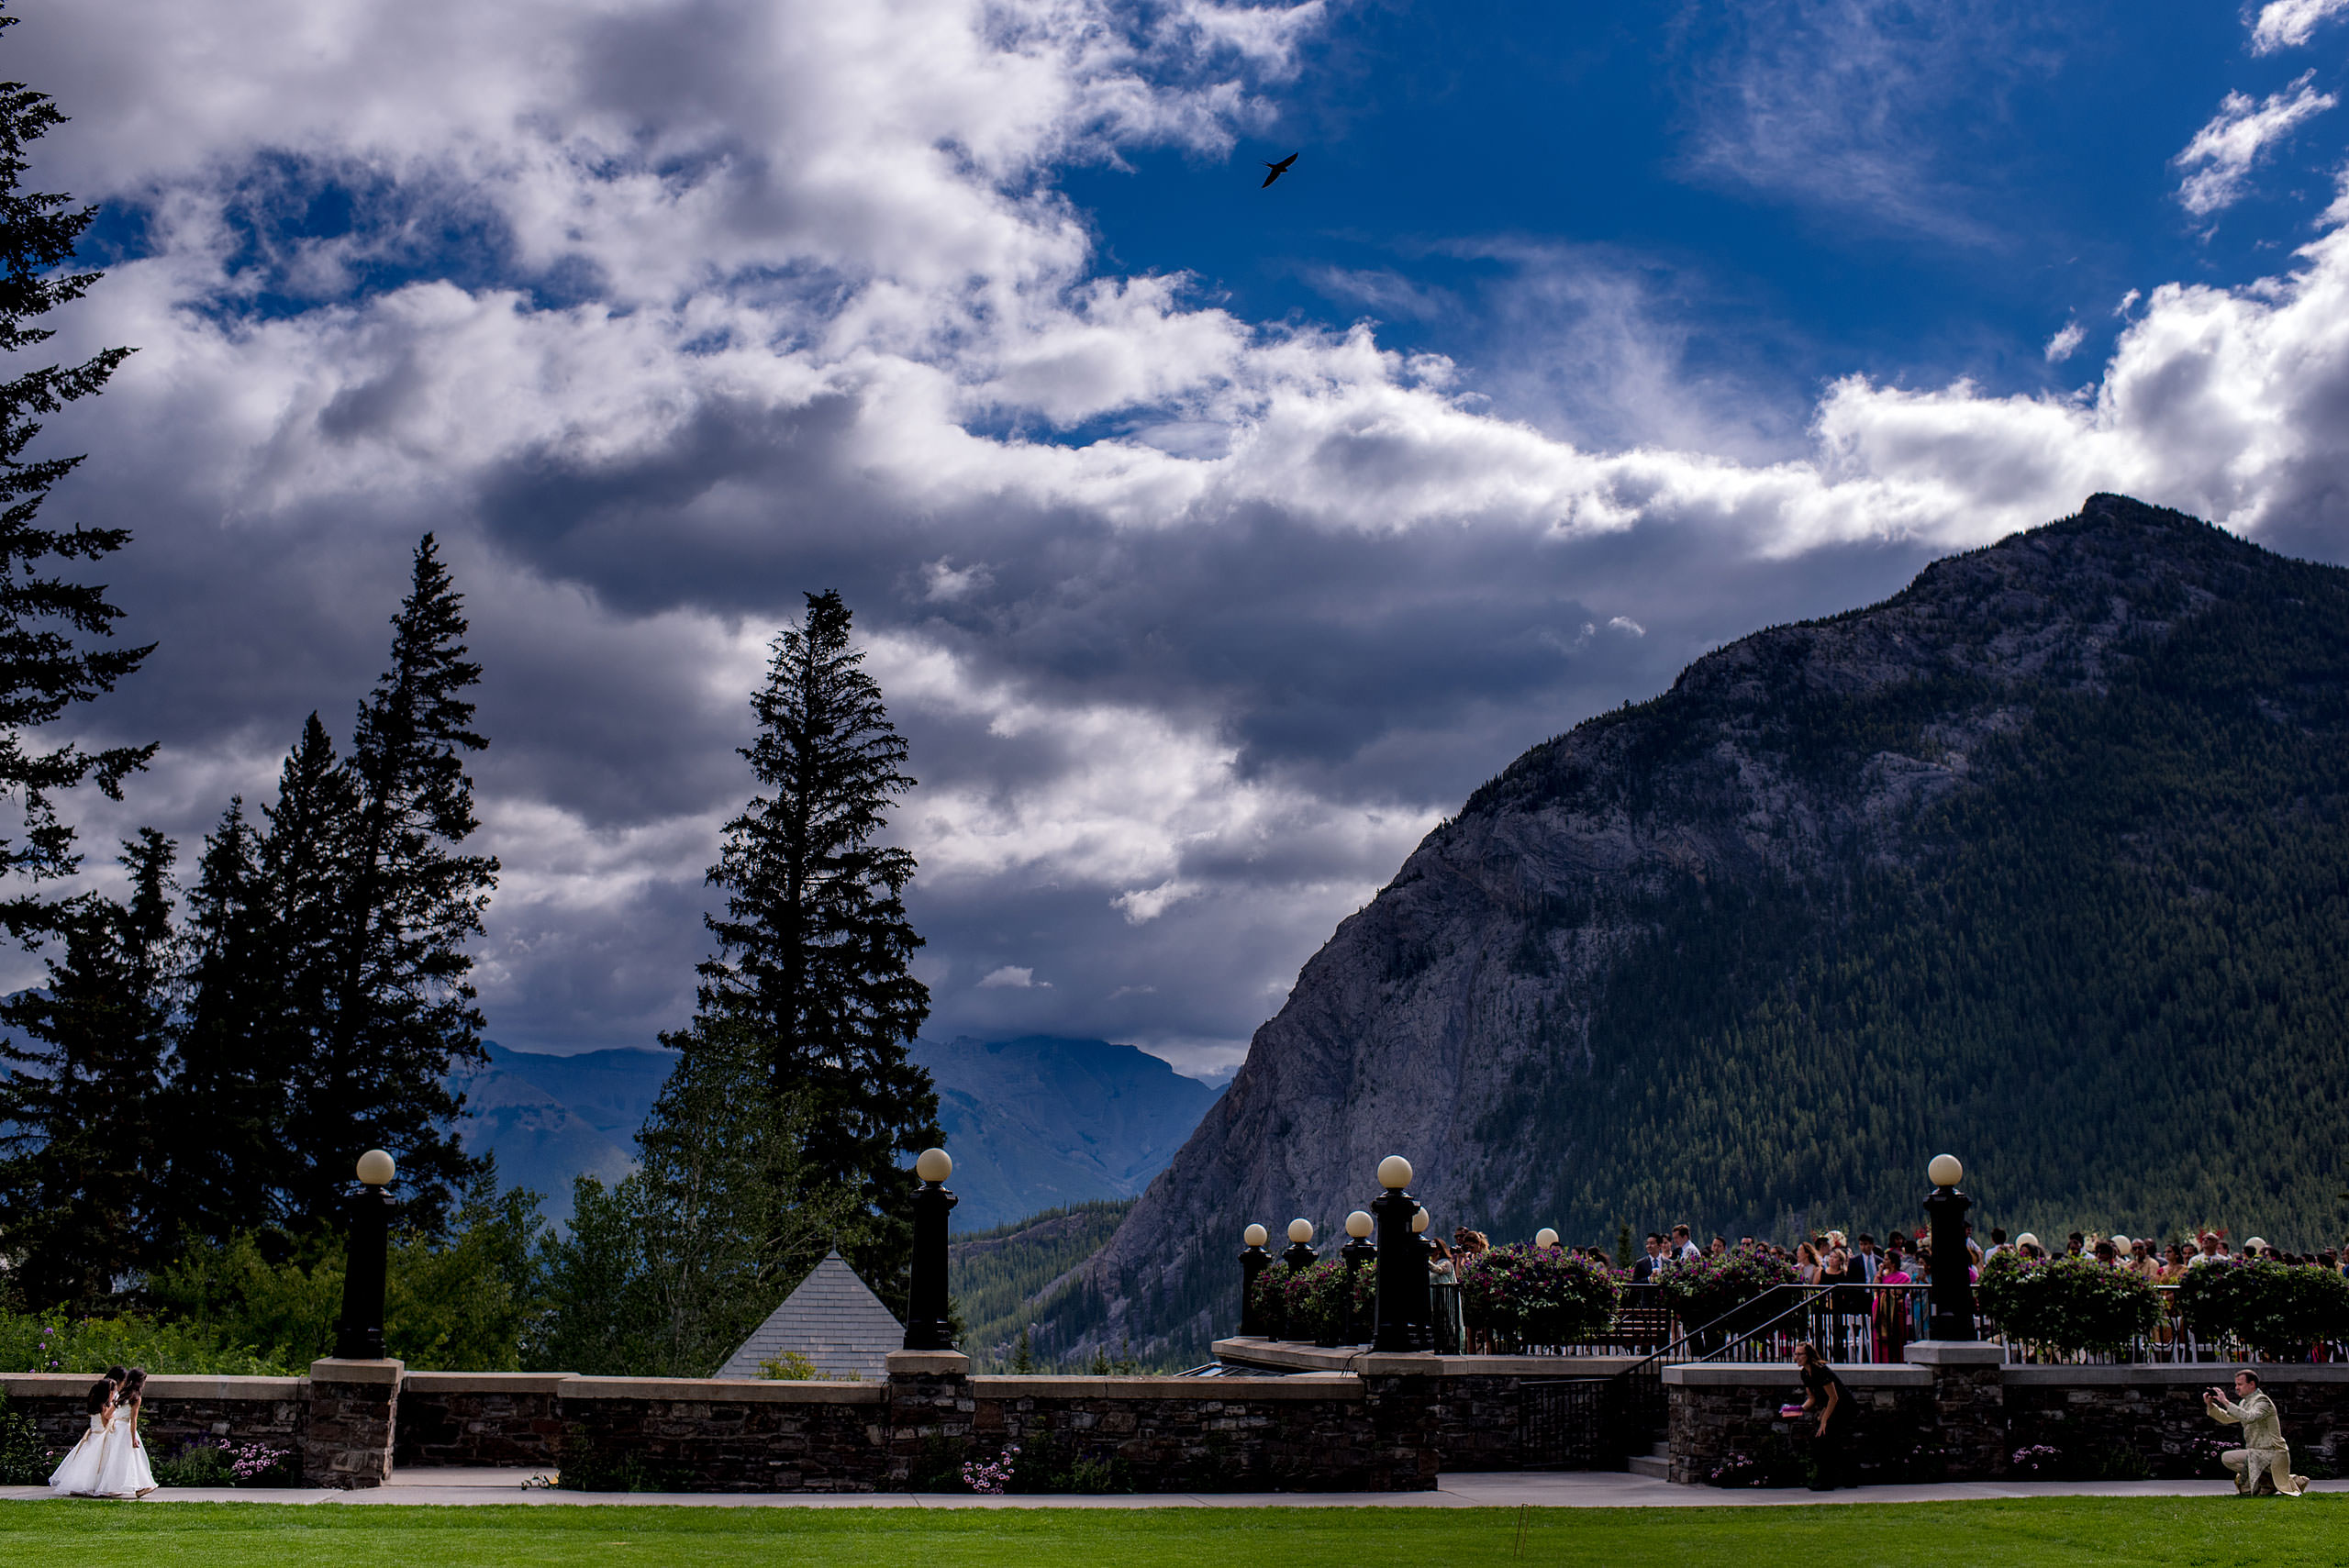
304, 1358, 403, 1488
1356, 1355, 1443, 1491
885, 1349, 973, 1486
1906, 1341, 2004, 1480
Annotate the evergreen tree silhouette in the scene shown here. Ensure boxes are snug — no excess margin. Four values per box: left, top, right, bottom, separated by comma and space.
690, 589, 937, 1294
0, 830, 177, 1305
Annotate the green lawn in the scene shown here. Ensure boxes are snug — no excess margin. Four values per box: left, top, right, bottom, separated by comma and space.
2, 1497, 2344, 1568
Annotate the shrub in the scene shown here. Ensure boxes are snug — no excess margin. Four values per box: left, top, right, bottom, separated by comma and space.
1978, 1253, 2160, 1353
1274, 1260, 1365, 1344
0, 1393, 54, 1485
2173, 1258, 2349, 1359
0, 1307, 293, 1376
1457, 1244, 1620, 1348
1653, 1244, 1795, 1332
150, 1437, 297, 1488
756, 1351, 826, 1380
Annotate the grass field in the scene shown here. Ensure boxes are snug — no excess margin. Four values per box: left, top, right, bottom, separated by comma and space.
3, 1497, 2344, 1568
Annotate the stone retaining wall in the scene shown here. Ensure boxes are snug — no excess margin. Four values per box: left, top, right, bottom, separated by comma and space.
1664, 1356, 2349, 1487
2, 1373, 308, 1475
395, 1373, 568, 1469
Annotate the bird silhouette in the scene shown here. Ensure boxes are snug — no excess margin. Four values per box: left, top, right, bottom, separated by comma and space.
1260, 152, 1298, 188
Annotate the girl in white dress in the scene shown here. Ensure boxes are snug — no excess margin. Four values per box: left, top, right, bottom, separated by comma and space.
94, 1366, 158, 1498
47, 1375, 117, 1496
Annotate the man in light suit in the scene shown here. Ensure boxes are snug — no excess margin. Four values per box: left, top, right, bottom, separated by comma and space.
2206, 1371, 2309, 1496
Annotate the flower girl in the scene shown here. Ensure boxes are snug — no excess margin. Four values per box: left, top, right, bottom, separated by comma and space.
94, 1366, 158, 1498
48, 1370, 120, 1496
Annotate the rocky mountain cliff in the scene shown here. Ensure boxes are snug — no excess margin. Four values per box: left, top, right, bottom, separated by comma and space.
1048, 495, 2349, 1363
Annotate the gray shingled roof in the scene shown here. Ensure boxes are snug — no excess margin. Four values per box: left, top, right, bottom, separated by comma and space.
717, 1249, 903, 1381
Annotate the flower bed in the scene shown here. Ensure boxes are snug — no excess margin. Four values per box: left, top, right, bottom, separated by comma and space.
1654, 1245, 1794, 1335
2173, 1258, 2349, 1359
1456, 1244, 1619, 1350
1977, 1253, 2160, 1354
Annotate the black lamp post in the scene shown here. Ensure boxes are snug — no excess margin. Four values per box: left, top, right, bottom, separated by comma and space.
1340, 1210, 1375, 1343
904, 1147, 958, 1350
333, 1149, 395, 1360
1282, 1218, 1319, 1272
1239, 1224, 1273, 1337
1371, 1155, 1434, 1352
1922, 1152, 1976, 1340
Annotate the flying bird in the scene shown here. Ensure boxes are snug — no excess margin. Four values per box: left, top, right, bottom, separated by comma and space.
1261, 152, 1298, 188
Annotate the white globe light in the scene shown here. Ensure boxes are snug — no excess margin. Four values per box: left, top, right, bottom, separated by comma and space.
1535, 1228, 1560, 1249
2246, 1237, 2268, 1252
2111, 1234, 2130, 1251
1243, 1223, 1269, 1248
1410, 1207, 1429, 1234
915, 1147, 953, 1184
1927, 1153, 1963, 1187
1345, 1210, 1373, 1239
1287, 1218, 1314, 1245
355, 1149, 396, 1186
1377, 1154, 1414, 1190
2015, 1232, 2041, 1251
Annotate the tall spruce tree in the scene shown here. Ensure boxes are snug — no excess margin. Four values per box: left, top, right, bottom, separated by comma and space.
291, 537, 498, 1232
0, 831, 177, 1307
0, 26, 149, 930
164, 544, 496, 1240
693, 589, 937, 1289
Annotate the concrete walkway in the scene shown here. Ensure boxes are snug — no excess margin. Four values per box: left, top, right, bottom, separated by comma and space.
7, 1469, 2343, 1508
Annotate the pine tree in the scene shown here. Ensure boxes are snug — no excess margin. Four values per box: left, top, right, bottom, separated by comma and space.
161, 796, 284, 1241
0, 830, 177, 1307
0, 28, 150, 929
694, 589, 937, 1287
536, 1026, 848, 1376
286, 537, 497, 1232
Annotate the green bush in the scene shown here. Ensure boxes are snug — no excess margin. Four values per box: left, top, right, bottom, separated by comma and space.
1653, 1244, 1795, 1332
1978, 1253, 2160, 1353
2173, 1258, 2349, 1358
0, 1393, 55, 1485
1457, 1244, 1620, 1348
0, 1307, 293, 1376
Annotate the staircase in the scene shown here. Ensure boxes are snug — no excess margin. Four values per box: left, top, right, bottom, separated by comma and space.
1626, 1441, 1670, 1481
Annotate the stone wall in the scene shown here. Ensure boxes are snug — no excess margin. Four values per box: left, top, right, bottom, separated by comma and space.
558, 1378, 890, 1493
974, 1373, 1433, 1492
395, 1373, 567, 1469
2003, 1366, 2349, 1480
2, 1373, 307, 1473
1664, 1356, 2349, 1487
1663, 1364, 1935, 1485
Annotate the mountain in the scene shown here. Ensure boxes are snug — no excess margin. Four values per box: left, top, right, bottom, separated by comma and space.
912, 1036, 1224, 1232
450, 1036, 1217, 1231
1041, 495, 2349, 1364
948, 1198, 1137, 1370
449, 1043, 674, 1222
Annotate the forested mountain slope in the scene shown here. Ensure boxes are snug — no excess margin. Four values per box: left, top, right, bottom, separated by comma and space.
1044, 495, 2349, 1364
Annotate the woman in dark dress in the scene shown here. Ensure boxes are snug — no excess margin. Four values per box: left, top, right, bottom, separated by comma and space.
1791, 1340, 1850, 1490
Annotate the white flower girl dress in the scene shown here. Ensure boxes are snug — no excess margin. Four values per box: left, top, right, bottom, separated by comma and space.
48, 1407, 112, 1496
94, 1398, 158, 1498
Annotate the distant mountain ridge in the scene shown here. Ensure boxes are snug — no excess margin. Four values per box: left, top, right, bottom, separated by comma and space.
1041, 495, 2349, 1364
911, 1036, 1224, 1231
454, 1035, 1220, 1232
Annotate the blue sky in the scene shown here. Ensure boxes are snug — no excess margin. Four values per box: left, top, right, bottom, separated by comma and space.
16, 0, 2349, 1078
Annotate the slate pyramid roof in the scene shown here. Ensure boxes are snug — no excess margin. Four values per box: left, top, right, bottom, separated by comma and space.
716, 1249, 902, 1381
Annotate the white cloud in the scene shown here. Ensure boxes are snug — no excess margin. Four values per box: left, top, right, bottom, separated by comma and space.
2044, 320, 2086, 361
1114, 879, 1202, 924
2252, 0, 2349, 53
2174, 72, 2336, 217
23, 0, 2349, 1059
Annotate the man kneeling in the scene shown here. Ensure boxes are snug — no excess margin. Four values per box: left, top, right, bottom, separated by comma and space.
2205, 1371, 2309, 1496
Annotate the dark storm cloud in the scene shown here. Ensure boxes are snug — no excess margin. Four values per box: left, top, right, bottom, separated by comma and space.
11, 0, 2349, 1075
